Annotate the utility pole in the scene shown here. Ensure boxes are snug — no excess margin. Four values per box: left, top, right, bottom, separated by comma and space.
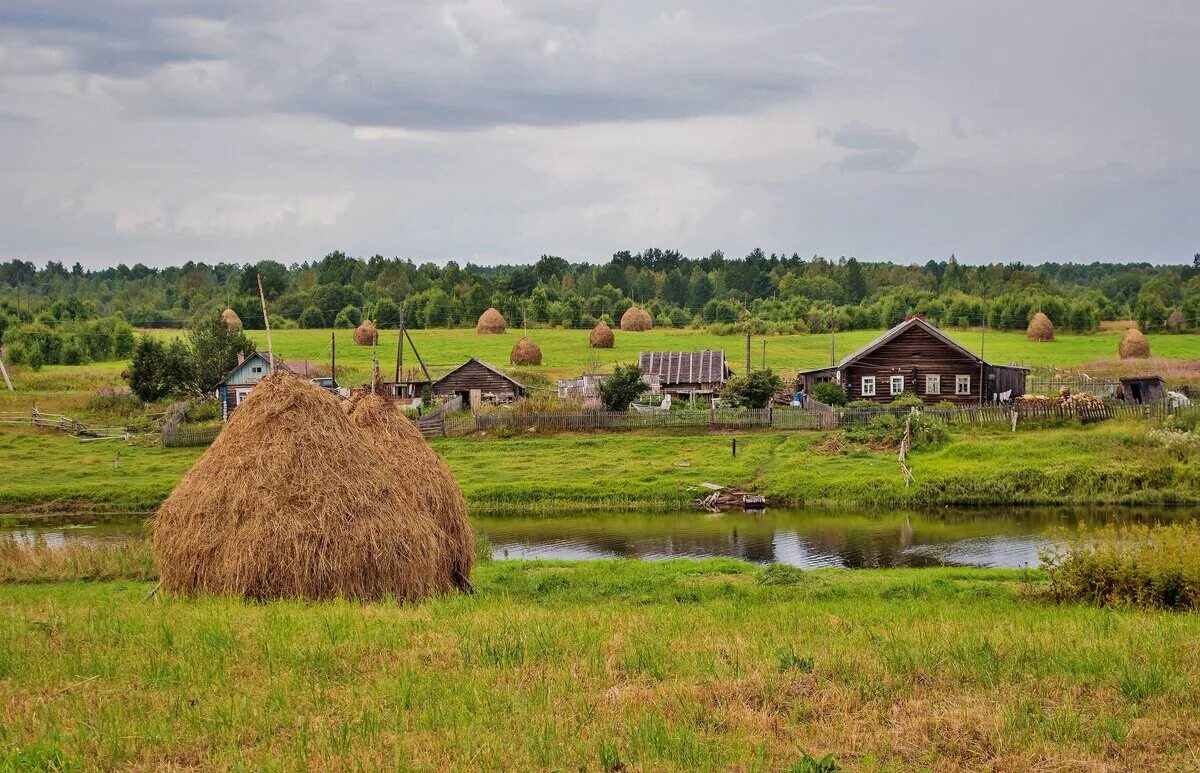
745, 333, 751, 374
761, 340, 766, 371
256, 274, 274, 375
829, 300, 836, 367
394, 303, 405, 385
980, 301, 988, 405
330, 330, 336, 383
0, 349, 13, 391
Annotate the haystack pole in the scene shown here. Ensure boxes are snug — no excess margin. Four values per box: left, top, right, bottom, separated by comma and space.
257, 273, 274, 374
0, 349, 13, 391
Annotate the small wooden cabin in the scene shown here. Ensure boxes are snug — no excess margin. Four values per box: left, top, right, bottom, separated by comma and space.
798, 316, 1027, 405
637, 350, 732, 402
214, 351, 290, 420
1118, 376, 1165, 404
432, 358, 526, 406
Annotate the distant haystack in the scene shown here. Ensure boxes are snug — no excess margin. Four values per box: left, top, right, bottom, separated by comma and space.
589, 320, 615, 348
353, 320, 378, 346
1026, 312, 1054, 342
620, 306, 654, 332
152, 374, 448, 601
476, 307, 507, 334
1166, 309, 1185, 333
1118, 328, 1150, 359
345, 392, 474, 591
510, 336, 542, 365
221, 308, 243, 331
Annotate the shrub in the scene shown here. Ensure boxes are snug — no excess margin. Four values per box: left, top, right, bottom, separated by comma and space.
723, 369, 785, 409
333, 305, 362, 328
934, 399, 957, 410
85, 389, 143, 418
598, 364, 647, 411
298, 306, 325, 328
810, 381, 846, 406
845, 398, 875, 408
1041, 523, 1200, 610
890, 391, 924, 408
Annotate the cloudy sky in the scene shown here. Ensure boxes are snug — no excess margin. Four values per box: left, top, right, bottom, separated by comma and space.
2, 0, 1197, 268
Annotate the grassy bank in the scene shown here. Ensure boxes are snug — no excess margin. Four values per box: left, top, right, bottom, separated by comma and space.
3, 421, 1199, 513
1, 562, 1198, 770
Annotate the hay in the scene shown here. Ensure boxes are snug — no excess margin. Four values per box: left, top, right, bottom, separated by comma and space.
1119, 328, 1150, 359
620, 306, 654, 332
151, 374, 449, 601
1166, 309, 1185, 333
510, 336, 542, 365
353, 320, 378, 346
221, 308, 243, 331
476, 307, 507, 334
345, 392, 474, 591
589, 320, 615, 348
1026, 312, 1054, 341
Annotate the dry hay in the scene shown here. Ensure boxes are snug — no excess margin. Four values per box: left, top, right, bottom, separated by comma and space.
119, 369, 130, 380
152, 373, 450, 601
1025, 312, 1054, 341
353, 320, 378, 346
221, 308, 243, 331
1119, 328, 1150, 359
1166, 309, 1185, 333
510, 336, 542, 365
344, 392, 474, 591
589, 320, 615, 348
476, 307, 507, 334
620, 306, 654, 332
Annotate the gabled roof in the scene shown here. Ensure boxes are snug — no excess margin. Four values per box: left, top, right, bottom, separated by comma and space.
216, 350, 291, 386
638, 350, 731, 385
837, 316, 986, 369
432, 357, 526, 390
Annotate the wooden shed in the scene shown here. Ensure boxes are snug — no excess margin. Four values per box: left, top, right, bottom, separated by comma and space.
798, 316, 1027, 405
1118, 376, 1165, 404
637, 350, 732, 403
432, 358, 526, 406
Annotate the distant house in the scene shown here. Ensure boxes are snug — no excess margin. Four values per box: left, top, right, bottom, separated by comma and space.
432, 358, 526, 407
798, 316, 1027, 405
637, 350, 732, 402
214, 351, 290, 420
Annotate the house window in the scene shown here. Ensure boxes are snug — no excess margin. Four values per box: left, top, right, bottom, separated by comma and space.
861, 376, 876, 397
956, 375, 971, 395
890, 376, 904, 395
925, 374, 941, 395
251, 366, 263, 374
235, 389, 251, 406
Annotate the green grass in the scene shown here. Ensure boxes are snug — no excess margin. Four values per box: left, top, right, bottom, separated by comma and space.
3, 420, 1198, 513
1, 562, 1198, 769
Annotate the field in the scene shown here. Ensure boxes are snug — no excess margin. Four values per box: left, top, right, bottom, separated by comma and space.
3, 420, 1198, 513
2, 562, 1198, 770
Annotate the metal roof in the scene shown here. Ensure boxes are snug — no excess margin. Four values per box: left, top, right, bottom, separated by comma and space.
637, 350, 730, 385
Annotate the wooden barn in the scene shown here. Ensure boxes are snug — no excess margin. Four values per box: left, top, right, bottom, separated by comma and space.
798, 316, 1027, 405
638, 350, 733, 403
1118, 376, 1166, 404
214, 351, 290, 420
432, 358, 526, 406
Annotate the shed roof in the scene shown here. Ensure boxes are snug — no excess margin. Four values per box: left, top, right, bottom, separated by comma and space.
432, 357, 526, 390
638, 350, 731, 385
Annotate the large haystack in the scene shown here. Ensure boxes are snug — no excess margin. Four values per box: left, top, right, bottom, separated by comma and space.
589, 320, 615, 348
221, 308, 243, 331
510, 336, 542, 365
152, 374, 449, 601
345, 392, 474, 591
620, 306, 654, 332
476, 307, 507, 334
1119, 328, 1150, 359
353, 319, 378, 346
1026, 312, 1054, 341
1166, 309, 1185, 333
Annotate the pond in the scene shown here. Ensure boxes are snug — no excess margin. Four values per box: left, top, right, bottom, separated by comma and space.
4, 506, 1196, 570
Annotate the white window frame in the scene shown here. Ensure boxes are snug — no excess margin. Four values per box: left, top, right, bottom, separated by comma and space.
861, 376, 876, 397
235, 388, 251, 406
890, 375, 904, 395
251, 366, 263, 375
925, 374, 941, 395
956, 375, 971, 395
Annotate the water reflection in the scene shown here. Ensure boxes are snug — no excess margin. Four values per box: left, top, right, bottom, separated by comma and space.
476, 507, 1197, 570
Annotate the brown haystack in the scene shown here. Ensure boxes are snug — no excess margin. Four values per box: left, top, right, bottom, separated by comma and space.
620, 306, 654, 331
1166, 309, 1185, 333
345, 392, 474, 591
1026, 312, 1054, 341
510, 336, 542, 365
221, 308, 243, 331
1118, 328, 1150, 359
589, 320, 615, 348
152, 374, 449, 601
476, 307, 507, 334
353, 319, 378, 346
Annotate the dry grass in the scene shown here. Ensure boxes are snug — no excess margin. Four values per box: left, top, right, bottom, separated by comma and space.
476, 307, 507, 334
345, 391, 475, 591
0, 536, 154, 582
1119, 329, 1151, 359
620, 306, 654, 332
510, 336, 543, 365
220, 308, 242, 331
590, 320, 615, 348
1099, 320, 1138, 332
352, 320, 378, 346
1026, 312, 1055, 342
151, 373, 451, 601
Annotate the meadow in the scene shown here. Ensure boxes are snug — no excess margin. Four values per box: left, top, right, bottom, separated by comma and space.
3, 420, 1198, 513
2, 561, 1198, 770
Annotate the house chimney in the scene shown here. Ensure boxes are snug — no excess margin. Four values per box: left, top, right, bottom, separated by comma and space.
904, 313, 928, 322
237, 352, 245, 365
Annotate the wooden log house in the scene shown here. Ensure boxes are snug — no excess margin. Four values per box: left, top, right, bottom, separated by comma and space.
798, 316, 1027, 405
432, 358, 526, 407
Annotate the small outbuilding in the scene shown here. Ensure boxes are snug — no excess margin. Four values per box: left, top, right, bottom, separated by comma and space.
1118, 376, 1165, 404
432, 358, 526, 406
637, 350, 732, 403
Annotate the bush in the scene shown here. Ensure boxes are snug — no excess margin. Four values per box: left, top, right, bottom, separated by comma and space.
333, 305, 362, 328
810, 381, 846, 406
85, 389, 143, 418
298, 306, 325, 329
723, 369, 785, 409
598, 363, 647, 411
1041, 523, 1200, 610
846, 399, 875, 408
890, 391, 924, 408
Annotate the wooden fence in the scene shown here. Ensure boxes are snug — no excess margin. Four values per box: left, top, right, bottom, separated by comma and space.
460, 407, 827, 437
1026, 377, 1120, 397
415, 395, 464, 438
161, 424, 222, 448
0, 409, 131, 441
833, 400, 1184, 427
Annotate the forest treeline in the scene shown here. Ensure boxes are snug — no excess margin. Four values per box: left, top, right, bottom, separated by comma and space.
2, 250, 1198, 367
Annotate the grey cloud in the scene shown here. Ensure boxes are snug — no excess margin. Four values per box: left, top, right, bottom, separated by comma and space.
833, 121, 918, 172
